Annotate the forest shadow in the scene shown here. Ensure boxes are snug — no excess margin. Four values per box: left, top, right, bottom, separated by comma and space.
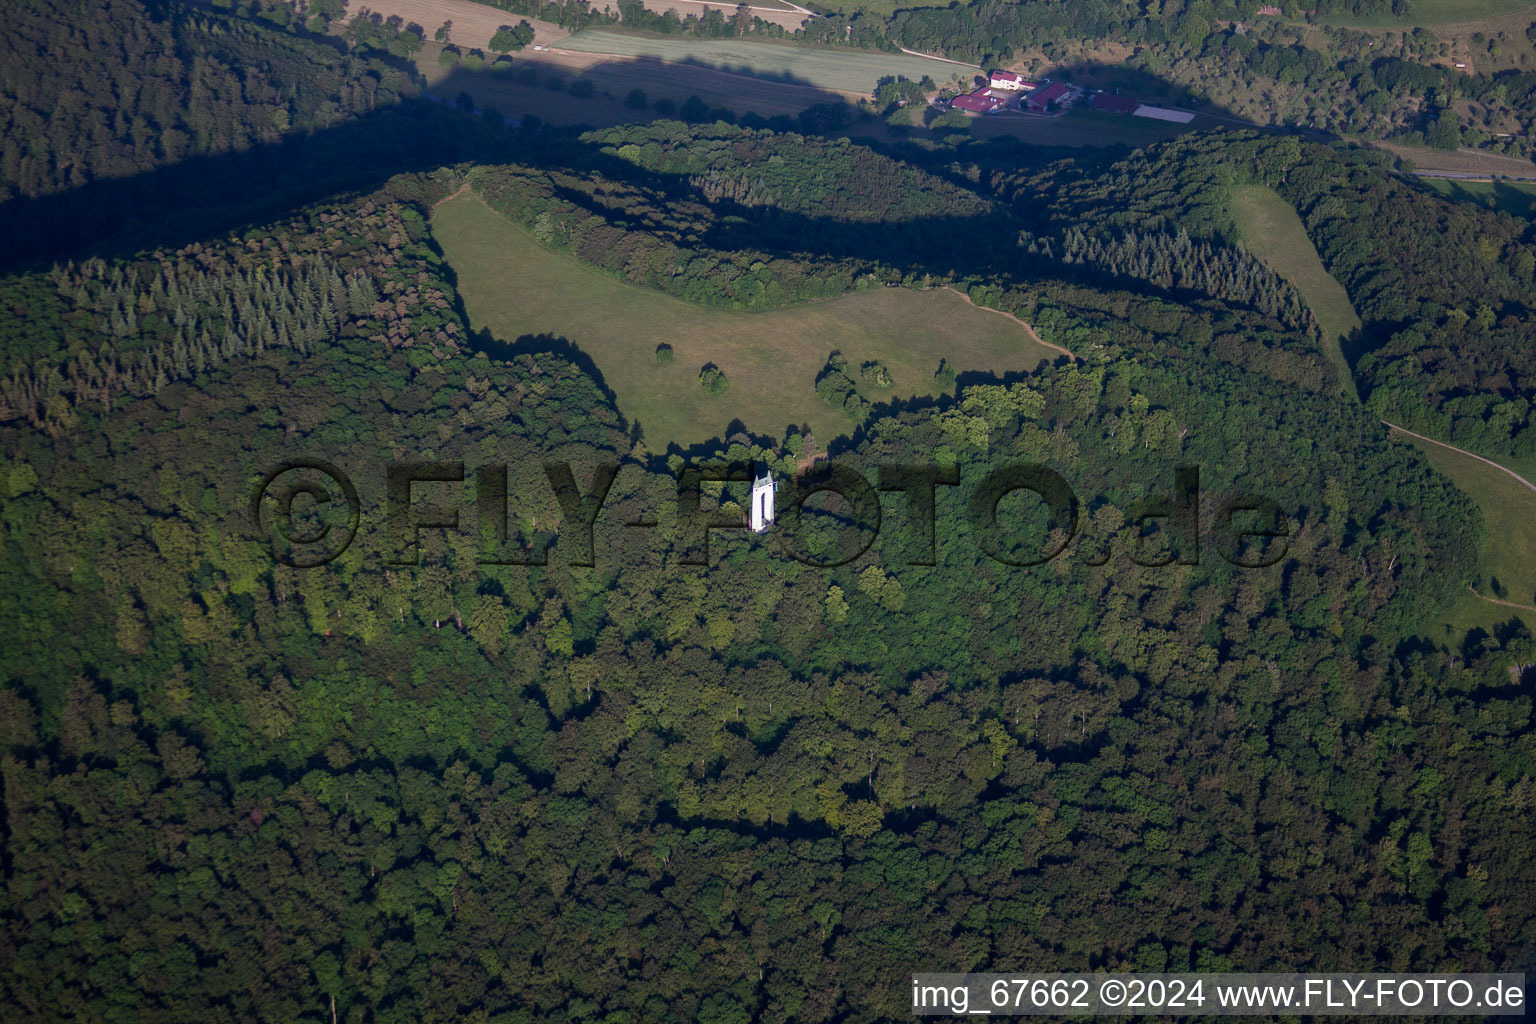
430, 53, 859, 130
0, 59, 853, 275
0, 53, 1274, 278
1338, 323, 1378, 372
0, 85, 1013, 282
586, 52, 830, 90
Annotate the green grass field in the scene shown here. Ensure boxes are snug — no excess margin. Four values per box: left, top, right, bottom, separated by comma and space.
1417, 176, 1536, 218
1310, 0, 1532, 27
1493, 453, 1536, 483
431, 193, 1057, 449
554, 30, 974, 94
1229, 185, 1362, 397
970, 107, 1195, 147
1392, 432, 1536, 636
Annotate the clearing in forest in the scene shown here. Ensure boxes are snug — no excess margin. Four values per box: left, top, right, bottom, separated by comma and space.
431, 193, 1058, 449
1229, 185, 1362, 396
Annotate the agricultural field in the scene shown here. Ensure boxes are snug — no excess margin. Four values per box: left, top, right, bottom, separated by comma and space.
417, 44, 839, 124
1309, 0, 1533, 28
590, 0, 811, 31
1392, 432, 1536, 636
431, 193, 1059, 449
553, 30, 974, 94
336, 0, 570, 50
795, 0, 949, 14
1228, 185, 1362, 395
1374, 140, 1536, 174
1416, 175, 1536, 217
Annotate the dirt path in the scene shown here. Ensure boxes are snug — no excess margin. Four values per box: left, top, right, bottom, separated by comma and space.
897, 47, 981, 69
431, 181, 473, 212
1382, 420, 1536, 495
942, 286, 1078, 361
1466, 585, 1536, 614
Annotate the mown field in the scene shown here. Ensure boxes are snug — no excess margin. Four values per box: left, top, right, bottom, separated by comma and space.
1391, 431, 1536, 636
1228, 185, 1362, 396
431, 193, 1057, 449
554, 30, 974, 93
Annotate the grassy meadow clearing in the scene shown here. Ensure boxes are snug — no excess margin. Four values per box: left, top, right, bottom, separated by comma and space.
1229, 185, 1362, 396
431, 193, 1057, 450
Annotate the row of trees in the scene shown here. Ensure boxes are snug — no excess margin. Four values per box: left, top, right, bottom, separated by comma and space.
1030, 224, 1321, 339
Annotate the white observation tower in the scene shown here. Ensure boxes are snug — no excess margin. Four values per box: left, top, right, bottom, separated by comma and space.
751, 467, 776, 533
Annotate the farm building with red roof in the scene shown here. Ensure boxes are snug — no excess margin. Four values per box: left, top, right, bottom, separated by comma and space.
952, 91, 1006, 114
1024, 82, 1072, 111
1090, 92, 1140, 114
988, 70, 1032, 91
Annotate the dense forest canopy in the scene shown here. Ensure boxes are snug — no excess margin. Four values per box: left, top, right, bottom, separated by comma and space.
2, 0, 1535, 1021
0, 0, 417, 203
